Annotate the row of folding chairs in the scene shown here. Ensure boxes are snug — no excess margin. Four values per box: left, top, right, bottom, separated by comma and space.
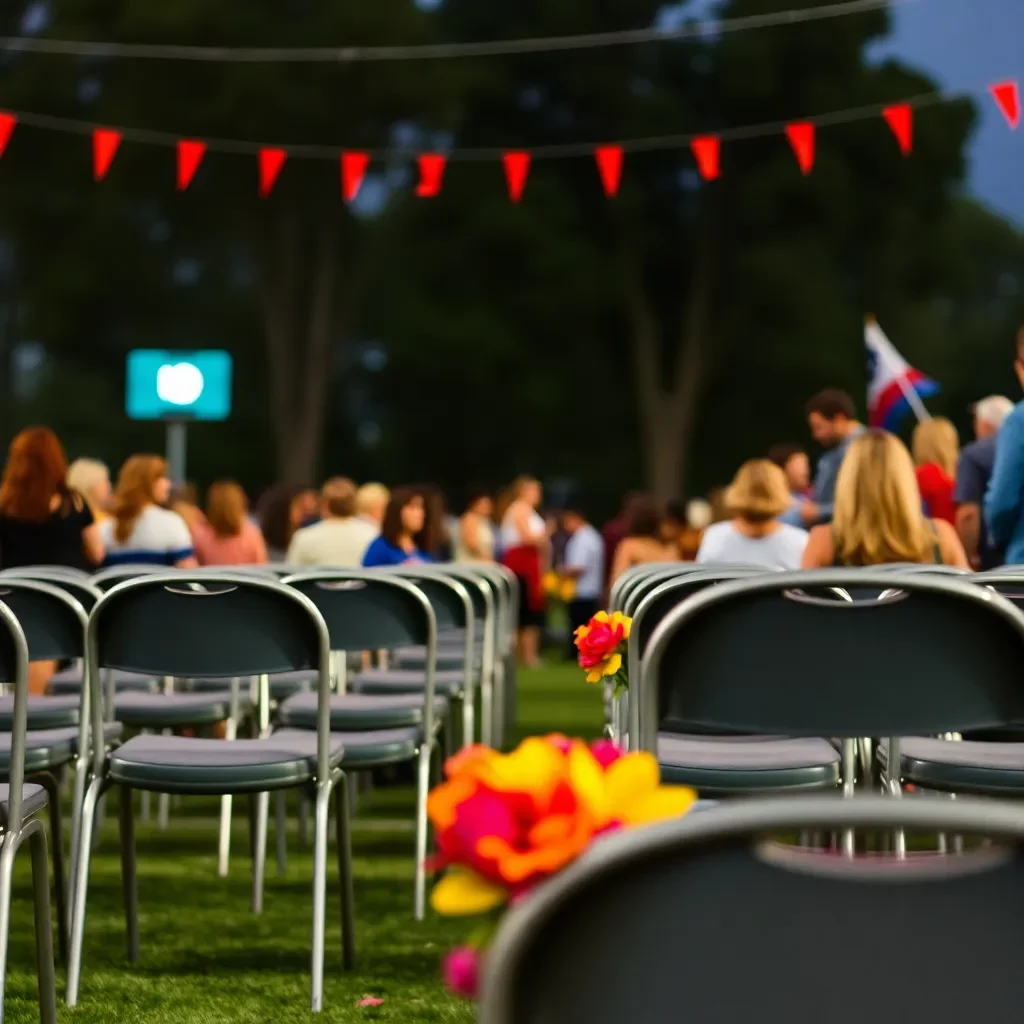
0, 561, 517, 1021
608, 562, 1024, 847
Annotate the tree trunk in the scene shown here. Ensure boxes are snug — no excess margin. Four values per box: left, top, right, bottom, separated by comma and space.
624, 217, 717, 501
260, 208, 341, 486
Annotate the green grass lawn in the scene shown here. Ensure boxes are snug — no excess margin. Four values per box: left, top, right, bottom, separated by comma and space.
5, 662, 602, 1023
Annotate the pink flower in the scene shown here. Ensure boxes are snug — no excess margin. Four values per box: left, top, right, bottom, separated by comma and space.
589, 739, 624, 768
357, 996, 384, 1007
443, 946, 481, 999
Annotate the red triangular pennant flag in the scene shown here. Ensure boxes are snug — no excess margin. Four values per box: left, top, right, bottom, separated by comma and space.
990, 80, 1020, 129
503, 152, 531, 203
0, 113, 16, 159
883, 104, 913, 155
416, 154, 447, 198
785, 122, 815, 175
690, 136, 721, 181
93, 128, 122, 181
177, 139, 206, 191
595, 146, 623, 197
341, 152, 370, 202
258, 148, 287, 198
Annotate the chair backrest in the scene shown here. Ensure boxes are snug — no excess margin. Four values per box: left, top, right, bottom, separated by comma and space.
638, 569, 1024, 750
92, 564, 169, 592
875, 563, 971, 575
479, 796, 1024, 1024
624, 565, 770, 621
0, 577, 89, 665
0, 595, 33, 832
386, 566, 474, 636
88, 572, 333, 777
611, 563, 702, 612
1, 567, 103, 613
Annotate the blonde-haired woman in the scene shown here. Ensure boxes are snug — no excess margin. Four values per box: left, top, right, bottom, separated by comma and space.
497, 475, 548, 667
66, 458, 112, 523
912, 417, 959, 525
696, 460, 808, 569
99, 454, 198, 567
802, 430, 968, 568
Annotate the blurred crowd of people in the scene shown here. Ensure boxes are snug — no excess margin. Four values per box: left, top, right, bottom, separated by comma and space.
2, 329, 1024, 677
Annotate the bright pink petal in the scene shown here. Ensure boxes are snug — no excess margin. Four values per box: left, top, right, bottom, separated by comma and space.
443, 947, 481, 999
590, 739, 624, 768
357, 996, 384, 1007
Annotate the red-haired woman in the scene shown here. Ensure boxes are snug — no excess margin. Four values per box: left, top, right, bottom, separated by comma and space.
0, 426, 104, 692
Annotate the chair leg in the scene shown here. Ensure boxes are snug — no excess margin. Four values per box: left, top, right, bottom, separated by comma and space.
480, 676, 493, 748
66, 775, 105, 1006
140, 732, 151, 823
29, 828, 57, 1024
251, 792, 268, 914
460, 695, 474, 751
0, 835, 16, 1024
218, 717, 238, 877
274, 790, 288, 876
414, 743, 432, 921
118, 787, 139, 963
157, 729, 171, 830
333, 777, 355, 971
33, 773, 68, 965
67, 755, 89, 933
310, 780, 333, 1013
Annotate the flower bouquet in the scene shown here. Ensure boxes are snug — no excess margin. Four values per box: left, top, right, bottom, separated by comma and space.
429, 734, 696, 998
542, 569, 577, 605
574, 610, 631, 696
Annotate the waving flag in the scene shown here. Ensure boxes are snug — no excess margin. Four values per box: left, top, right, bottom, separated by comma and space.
865, 318, 938, 429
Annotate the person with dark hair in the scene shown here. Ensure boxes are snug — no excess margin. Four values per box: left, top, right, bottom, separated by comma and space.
768, 442, 812, 522
600, 491, 642, 588
257, 483, 308, 561
609, 495, 679, 583
788, 388, 864, 527
413, 483, 451, 561
561, 504, 604, 656
455, 487, 495, 563
362, 487, 431, 567
985, 329, 1024, 565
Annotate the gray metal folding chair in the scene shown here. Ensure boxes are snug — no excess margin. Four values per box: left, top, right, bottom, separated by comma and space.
65, 572, 354, 1013
479, 795, 1024, 1024
0, 593, 57, 1024
277, 571, 443, 919
639, 570, 1024, 844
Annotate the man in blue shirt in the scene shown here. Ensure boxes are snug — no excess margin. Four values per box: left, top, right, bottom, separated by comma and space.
780, 389, 863, 527
956, 395, 1013, 568
985, 331, 1024, 565
561, 505, 605, 658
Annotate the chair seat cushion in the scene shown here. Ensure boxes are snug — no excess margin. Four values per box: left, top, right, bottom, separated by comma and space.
48, 667, 161, 695
114, 692, 253, 728
657, 734, 841, 794
108, 731, 345, 794
328, 726, 423, 768
0, 694, 80, 730
0, 783, 47, 824
355, 669, 468, 698
0, 723, 124, 773
393, 647, 481, 671
277, 692, 448, 732
186, 671, 318, 700
879, 737, 1024, 795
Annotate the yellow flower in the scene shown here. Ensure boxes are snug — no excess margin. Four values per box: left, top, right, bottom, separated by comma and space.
574, 610, 631, 683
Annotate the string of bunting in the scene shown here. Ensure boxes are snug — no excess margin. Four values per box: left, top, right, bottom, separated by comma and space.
0, 79, 1017, 202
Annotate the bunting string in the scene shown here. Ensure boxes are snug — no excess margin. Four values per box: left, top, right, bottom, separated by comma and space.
0, 77, 1016, 199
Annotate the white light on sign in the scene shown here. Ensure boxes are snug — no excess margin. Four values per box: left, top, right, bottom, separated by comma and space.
156, 363, 205, 406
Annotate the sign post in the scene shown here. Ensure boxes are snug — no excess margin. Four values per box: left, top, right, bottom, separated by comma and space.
125, 350, 233, 483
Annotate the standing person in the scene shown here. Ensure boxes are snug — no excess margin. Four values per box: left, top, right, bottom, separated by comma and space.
560, 505, 604, 658
956, 395, 1014, 568
100, 455, 198, 567
497, 476, 548, 668
911, 417, 959, 525
66, 458, 112, 523
0, 427, 104, 693
768, 443, 812, 522
362, 487, 432, 567
696, 460, 808, 570
193, 481, 268, 566
986, 329, 1024, 566
455, 488, 495, 563
287, 477, 377, 567
355, 482, 390, 531
600, 492, 641, 589
257, 483, 305, 561
785, 389, 864, 527
609, 495, 680, 583
802, 431, 968, 568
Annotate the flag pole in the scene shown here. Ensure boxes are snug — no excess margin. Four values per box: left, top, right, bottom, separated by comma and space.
865, 315, 932, 425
